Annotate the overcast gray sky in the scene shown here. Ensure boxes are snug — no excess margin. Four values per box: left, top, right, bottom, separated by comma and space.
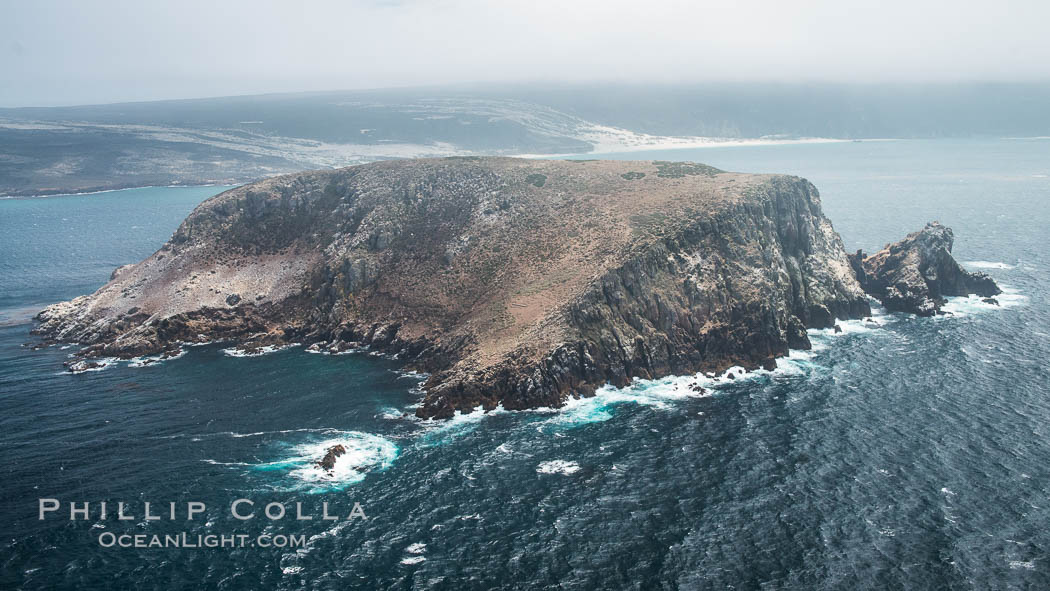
2, 0, 1049, 107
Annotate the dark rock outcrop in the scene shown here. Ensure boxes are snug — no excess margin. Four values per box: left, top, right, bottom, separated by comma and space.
34, 157, 870, 417
316, 444, 347, 472
848, 222, 1001, 316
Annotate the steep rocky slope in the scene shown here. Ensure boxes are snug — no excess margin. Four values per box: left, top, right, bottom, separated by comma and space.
35, 157, 869, 417
848, 222, 1000, 316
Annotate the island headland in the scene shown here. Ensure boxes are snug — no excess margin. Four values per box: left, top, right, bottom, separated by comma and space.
33, 157, 994, 418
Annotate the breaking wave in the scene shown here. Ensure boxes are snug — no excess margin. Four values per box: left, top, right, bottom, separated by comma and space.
222, 343, 301, 357
416, 406, 508, 447
938, 286, 1027, 318
536, 460, 581, 475
248, 431, 398, 493
128, 349, 186, 367
962, 260, 1017, 270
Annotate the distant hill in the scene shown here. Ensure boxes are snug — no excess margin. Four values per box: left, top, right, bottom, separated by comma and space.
488, 82, 1050, 139
3, 83, 1049, 196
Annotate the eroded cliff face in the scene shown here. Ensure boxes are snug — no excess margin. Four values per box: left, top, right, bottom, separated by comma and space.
848, 222, 1000, 316
34, 157, 869, 417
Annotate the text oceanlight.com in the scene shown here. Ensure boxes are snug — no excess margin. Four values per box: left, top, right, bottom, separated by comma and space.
97, 532, 307, 549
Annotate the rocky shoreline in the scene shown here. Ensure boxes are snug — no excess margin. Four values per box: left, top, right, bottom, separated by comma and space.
32, 158, 998, 418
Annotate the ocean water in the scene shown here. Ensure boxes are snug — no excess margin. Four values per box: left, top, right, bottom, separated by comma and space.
1, 140, 1049, 589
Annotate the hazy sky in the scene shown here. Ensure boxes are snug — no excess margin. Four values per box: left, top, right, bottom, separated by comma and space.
2, 0, 1049, 107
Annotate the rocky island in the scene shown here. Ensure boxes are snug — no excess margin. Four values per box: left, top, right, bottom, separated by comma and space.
849, 222, 1001, 316
35, 157, 877, 418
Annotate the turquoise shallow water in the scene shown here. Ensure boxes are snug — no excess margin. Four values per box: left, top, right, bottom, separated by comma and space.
1, 140, 1049, 589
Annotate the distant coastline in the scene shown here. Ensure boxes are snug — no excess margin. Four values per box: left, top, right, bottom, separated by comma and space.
0, 135, 884, 198
521, 136, 897, 159
0, 182, 239, 200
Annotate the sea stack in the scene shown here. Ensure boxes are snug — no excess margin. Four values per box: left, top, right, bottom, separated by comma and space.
317, 445, 347, 473
848, 221, 1001, 316
34, 157, 871, 417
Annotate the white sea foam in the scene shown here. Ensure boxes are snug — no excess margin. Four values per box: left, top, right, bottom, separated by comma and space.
962, 260, 1016, 270
938, 287, 1027, 318
305, 342, 368, 356
805, 313, 889, 356
398, 302, 895, 435
67, 357, 120, 373
288, 435, 396, 486
329, 348, 364, 356
809, 316, 886, 339
222, 343, 300, 357
167, 427, 346, 441
535, 385, 670, 432
536, 460, 581, 475
406, 542, 426, 554
812, 299, 891, 338
533, 340, 849, 431
128, 349, 186, 367
244, 432, 398, 492
231, 431, 270, 438
536, 374, 709, 429
394, 369, 429, 380
525, 349, 834, 432
417, 406, 507, 446
400, 556, 426, 565
377, 406, 407, 420
200, 459, 253, 466
174, 427, 355, 441
764, 348, 823, 376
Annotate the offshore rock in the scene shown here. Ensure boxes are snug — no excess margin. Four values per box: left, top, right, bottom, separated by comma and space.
317, 445, 347, 472
34, 157, 869, 417
848, 222, 1001, 316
